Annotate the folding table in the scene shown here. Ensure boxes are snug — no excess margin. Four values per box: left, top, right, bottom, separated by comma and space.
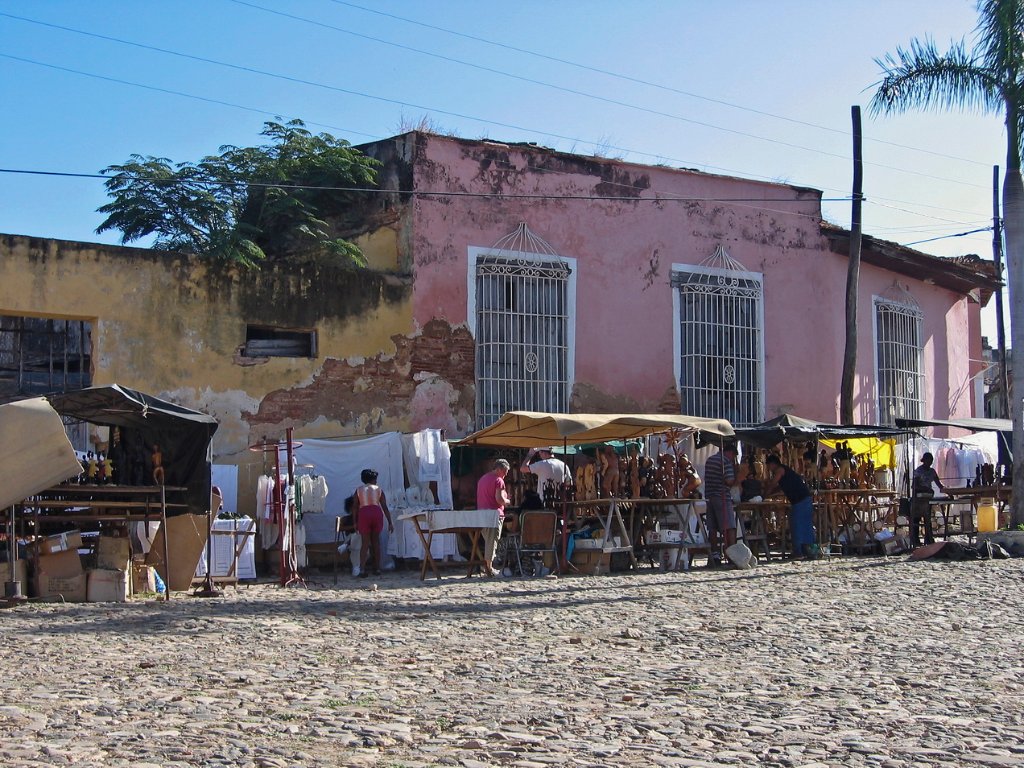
401, 509, 501, 580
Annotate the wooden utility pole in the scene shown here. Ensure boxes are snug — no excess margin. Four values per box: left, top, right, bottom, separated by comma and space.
993, 165, 1011, 418
840, 106, 863, 424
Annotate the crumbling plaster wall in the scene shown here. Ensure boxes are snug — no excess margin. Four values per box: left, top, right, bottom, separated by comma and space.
0, 235, 475, 463
400, 134, 835, 418
350, 132, 981, 425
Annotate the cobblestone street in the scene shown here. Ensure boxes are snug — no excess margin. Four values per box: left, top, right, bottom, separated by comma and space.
1, 556, 1022, 767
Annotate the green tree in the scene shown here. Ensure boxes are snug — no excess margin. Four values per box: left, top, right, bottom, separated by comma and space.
96, 120, 379, 268
870, 0, 1024, 526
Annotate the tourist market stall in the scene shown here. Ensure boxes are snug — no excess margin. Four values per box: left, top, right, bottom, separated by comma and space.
731, 413, 906, 555
11, 385, 218, 599
458, 411, 735, 574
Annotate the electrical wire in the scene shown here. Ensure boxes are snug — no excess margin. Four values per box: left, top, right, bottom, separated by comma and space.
0, 10, 991, 193
0, 17, 993, 227
326, 0, 991, 168
0, 52, 382, 142
0, 166, 853, 203
901, 227, 993, 247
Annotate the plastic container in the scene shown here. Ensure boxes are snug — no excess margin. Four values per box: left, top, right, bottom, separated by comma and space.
977, 499, 998, 532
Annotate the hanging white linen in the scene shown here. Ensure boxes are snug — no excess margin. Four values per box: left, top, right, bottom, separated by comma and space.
297, 434, 405, 545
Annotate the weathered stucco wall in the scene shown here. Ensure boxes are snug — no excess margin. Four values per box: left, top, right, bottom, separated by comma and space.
356, 132, 984, 426
0, 235, 480, 464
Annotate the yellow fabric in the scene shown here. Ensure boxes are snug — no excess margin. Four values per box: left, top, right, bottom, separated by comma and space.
820, 437, 896, 469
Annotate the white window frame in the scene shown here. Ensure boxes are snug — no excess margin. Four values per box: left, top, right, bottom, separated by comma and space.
672, 262, 765, 427
873, 295, 924, 425
467, 246, 577, 427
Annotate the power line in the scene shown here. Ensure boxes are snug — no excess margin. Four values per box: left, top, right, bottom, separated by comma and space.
224, 1, 990, 192
326, 0, 992, 169
0, 21, 993, 225
0, 51, 991, 225
901, 226, 992, 247
0, 10, 991, 194
0, 52, 383, 142
0, 167, 855, 204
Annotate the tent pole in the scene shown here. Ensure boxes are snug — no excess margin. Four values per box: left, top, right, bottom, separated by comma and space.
4, 505, 24, 602
160, 484, 170, 601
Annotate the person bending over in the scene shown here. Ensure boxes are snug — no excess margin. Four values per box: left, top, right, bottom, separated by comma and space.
764, 454, 815, 559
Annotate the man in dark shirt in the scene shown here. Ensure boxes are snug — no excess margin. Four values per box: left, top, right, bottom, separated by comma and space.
910, 452, 944, 547
764, 454, 814, 559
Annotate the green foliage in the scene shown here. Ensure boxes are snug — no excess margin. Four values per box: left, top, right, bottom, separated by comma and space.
96, 120, 379, 268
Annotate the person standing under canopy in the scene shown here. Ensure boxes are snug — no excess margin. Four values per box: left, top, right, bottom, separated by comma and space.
521, 447, 571, 502
764, 454, 814, 559
477, 458, 511, 576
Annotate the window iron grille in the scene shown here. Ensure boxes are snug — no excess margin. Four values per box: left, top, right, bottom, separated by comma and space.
0, 314, 92, 404
673, 246, 764, 427
875, 288, 924, 425
474, 223, 571, 428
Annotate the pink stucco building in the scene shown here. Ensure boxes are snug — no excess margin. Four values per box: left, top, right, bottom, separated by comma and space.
356, 131, 998, 431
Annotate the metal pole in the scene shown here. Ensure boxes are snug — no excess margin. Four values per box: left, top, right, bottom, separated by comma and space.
160, 485, 170, 601
4, 505, 24, 600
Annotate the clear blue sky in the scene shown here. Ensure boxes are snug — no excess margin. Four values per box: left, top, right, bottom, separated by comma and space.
0, 0, 1008, 340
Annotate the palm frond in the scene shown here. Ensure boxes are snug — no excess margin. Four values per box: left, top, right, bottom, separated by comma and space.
869, 36, 1001, 117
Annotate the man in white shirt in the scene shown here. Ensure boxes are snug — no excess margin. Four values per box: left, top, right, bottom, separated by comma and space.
521, 447, 571, 499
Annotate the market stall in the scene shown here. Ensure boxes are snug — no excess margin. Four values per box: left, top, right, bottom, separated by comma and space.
458, 411, 735, 574
895, 416, 1012, 534
732, 413, 907, 553
11, 385, 218, 600
0, 396, 83, 599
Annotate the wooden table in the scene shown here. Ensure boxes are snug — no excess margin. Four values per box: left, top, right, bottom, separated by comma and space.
735, 499, 793, 559
16, 484, 188, 600
400, 509, 501, 581
562, 499, 639, 571
817, 489, 897, 553
941, 486, 1013, 533
614, 498, 711, 571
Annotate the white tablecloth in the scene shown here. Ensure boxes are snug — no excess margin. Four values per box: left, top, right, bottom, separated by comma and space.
428, 509, 501, 530
388, 506, 460, 560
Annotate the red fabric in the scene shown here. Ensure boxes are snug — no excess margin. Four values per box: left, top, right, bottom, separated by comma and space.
356, 504, 384, 536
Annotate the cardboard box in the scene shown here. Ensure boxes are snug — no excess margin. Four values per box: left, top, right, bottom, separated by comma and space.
572, 549, 610, 576
35, 573, 87, 602
35, 529, 83, 556
87, 568, 128, 602
34, 552, 87, 602
146, 514, 208, 592
96, 536, 131, 571
36, 549, 84, 579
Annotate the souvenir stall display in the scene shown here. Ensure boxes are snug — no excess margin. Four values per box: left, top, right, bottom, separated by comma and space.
731, 414, 907, 557
250, 431, 304, 587
8, 385, 217, 601
458, 411, 736, 575
895, 416, 1011, 536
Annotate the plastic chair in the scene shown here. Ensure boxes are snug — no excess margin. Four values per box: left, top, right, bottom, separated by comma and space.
518, 510, 559, 575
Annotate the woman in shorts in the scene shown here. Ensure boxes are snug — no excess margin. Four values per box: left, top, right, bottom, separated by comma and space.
353, 468, 394, 577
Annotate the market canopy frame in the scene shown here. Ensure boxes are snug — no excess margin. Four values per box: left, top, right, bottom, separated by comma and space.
457, 411, 734, 449
0, 397, 83, 510
47, 384, 219, 515
732, 412, 906, 450
895, 416, 1012, 461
